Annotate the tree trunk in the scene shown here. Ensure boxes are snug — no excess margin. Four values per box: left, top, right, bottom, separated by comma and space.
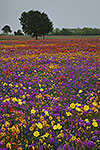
35, 35, 38, 40
43, 35, 45, 39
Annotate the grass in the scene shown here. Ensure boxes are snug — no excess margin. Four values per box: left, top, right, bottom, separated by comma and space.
0, 35, 100, 41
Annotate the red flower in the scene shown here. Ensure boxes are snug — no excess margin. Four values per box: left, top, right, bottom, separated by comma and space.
10, 108, 16, 113
17, 140, 21, 143
14, 145, 18, 148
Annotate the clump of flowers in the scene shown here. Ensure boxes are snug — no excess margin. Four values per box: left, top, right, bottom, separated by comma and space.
0, 36, 100, 150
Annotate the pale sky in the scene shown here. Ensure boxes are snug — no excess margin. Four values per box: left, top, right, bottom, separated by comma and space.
0, 0, 100, 33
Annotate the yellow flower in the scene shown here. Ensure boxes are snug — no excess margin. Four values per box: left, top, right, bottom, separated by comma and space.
43, 133, 49, 138
32, 146, 35, 150
90, 93, 93, 96
3, 82, 7, 86
92, 121, 98, 127
21, 72, 24, 74
43, 142, 46, 145
53, 125, 58, 130
16, 129, 20, 134
39, 84, 41, 87
37, 122, 43, 129
18, 99, 22, 102
11, 126, 16, 132
15, 85, 18, 87
76, 107, 81, 112
92, 119, 96, 121
77, 94, 80, 97
1, 140, 5, 145
23, 101, 26, 104
57, 134, 61, 138
31, 108, 36, 114
60, 132, 64, 137
5, 121, 10, 127
79, 90, 82, 93
18, 101, 22, 105
75, 103, 81, 107
71, 136, 76, 141
85, 119, 89, 123
39, 139, 43, 143
49, 116, 53, 120
48, 144, 51, 147
45, 133, 49, 137
25, 144, 28, 148
70, 103, 75, 109
20, 83, 23, 86
26, 94, 30, 97
40, 115, 44, 121
92, 101, 98, 107
43, 120, 47, 126
0, 132, 5, 137
51, 120, 55, 126
1, 127, 6, 132
98, 90, 100, 93
22, 95, 26, 98
12, 97, 17, 102
9, 83, 13, 87
94, 108, 98, 113
44, 111, 49, 116
6, 142, 11, 149
36, 93, 42, 98
58, 139, 62, 142
57, 123, 62, 129
83, 105, 89, 111
29, 126, 34, 131
66, 111, 72, 116
33, 131, 40, 137
17, 147, 22, 150
23, 87, 26, 89
40, 88, 44, 92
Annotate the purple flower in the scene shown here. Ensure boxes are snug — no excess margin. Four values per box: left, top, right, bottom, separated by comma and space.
50, 137, 54, 142
40, 145, 43, 150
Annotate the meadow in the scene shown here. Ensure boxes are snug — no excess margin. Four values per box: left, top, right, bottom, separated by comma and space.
0, 36, 100, 150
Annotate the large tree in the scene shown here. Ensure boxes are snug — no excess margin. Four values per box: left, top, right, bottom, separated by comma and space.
2, 25, 12, 34
19, 10, 53, 39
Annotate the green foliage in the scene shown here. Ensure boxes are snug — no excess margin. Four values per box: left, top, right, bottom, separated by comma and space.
14, 30, 24, 36
53, 28, 61, 35
19, 10, 53, 39
2, 25, 12, 34
60, 28, 72, 35
52, 27, 100, 36
80, 27, 100, 35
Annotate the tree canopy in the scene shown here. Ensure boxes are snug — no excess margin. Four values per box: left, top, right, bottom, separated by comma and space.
19, 10, 53, 39
2, 25, 12, 34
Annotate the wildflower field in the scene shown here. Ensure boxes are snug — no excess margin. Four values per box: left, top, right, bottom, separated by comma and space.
0, 36, 100, 150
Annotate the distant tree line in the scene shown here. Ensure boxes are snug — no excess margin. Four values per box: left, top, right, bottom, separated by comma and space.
14, 30, 24, 36
1, 10, 100, 38
1, 25, 100, 37
51, 27, 100, 36
1, 25, 24, 36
